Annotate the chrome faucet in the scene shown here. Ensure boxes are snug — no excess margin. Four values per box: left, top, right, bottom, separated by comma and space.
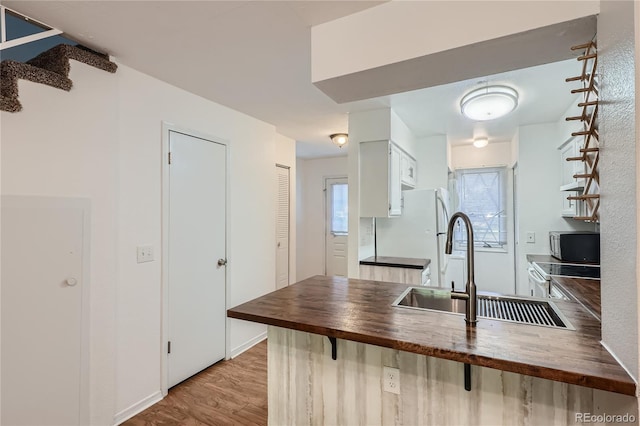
444, 212, 477, 325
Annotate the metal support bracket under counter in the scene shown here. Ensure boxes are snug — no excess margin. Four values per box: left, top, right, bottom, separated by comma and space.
359, 256, 430, 286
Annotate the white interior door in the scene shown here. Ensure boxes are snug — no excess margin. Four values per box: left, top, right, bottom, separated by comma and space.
168, 131, 226, 388
325, 177, 348, 276
2, 196, 89, 426
276, 165, 290, 289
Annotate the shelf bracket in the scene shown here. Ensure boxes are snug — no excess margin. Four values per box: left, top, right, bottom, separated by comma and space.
328, 337, 337, 360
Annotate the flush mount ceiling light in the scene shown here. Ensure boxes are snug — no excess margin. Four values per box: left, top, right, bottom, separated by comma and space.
473, 137, 489, 148
461, 85, 519, 121
330, 133, 348, 148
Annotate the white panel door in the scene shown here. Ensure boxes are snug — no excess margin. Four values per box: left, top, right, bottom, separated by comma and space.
276, 165, 290, 289
325, 177, 348, 276
168, 131, 226, 388
2, 196, 87, 426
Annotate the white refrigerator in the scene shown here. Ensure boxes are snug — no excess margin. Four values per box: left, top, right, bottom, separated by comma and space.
376, 188, 450, 287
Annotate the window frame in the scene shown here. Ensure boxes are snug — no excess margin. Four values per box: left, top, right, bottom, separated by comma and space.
329, 181, 348, 236
454, 166, 508, 251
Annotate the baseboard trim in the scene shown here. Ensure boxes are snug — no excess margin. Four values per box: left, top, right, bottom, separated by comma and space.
113, 390, 163, 425
230, 331, 267, 358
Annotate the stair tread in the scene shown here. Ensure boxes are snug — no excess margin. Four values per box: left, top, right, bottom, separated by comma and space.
1, 44, 117, 113
27, 44, 117, 77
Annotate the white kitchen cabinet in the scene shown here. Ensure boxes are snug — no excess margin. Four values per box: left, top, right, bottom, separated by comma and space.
359, 256, 430, 285
359, 264, 426, 285
389, 144, 402, 215
559, 136, 585, 217
360, 140, 416, 217
561, 190, 585, 217
360, 141, 399, 217
400, 152, 417, 188
559, 136, 585, 191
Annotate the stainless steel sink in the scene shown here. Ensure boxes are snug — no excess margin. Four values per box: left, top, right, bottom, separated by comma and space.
392, 287, 575, 330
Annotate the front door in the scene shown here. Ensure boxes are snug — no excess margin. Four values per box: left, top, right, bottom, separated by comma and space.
325, 177, 348, 276
168, 130, 227, 387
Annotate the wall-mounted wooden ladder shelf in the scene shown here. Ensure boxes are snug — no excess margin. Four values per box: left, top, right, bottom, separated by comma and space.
564, 40, 599, 222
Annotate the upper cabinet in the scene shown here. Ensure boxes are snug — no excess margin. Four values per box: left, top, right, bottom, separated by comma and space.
559, 136, 585, 191
389, 144, 403, 216
400, 151, 417, 189
559, 136, 586, 217
360, 140, 417, 217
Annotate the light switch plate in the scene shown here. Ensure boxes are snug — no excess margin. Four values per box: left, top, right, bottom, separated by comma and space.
526, 232, 535, 243
137, 245, 154, 263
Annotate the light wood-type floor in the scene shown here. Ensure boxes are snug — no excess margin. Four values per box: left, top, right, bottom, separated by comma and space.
124, 340, 267, 426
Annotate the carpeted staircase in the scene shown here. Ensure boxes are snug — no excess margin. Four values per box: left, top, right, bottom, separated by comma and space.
1, 44, 117, 112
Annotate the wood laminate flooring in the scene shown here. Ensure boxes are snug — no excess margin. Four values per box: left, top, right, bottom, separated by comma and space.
124, 340, 267, 426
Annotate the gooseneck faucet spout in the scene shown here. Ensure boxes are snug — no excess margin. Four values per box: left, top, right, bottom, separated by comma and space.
444, 212, 477, 326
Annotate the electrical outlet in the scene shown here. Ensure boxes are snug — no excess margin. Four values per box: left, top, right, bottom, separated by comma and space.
383, 366, 400, 394
137, 245, 154, 263
526, 232, 535, 243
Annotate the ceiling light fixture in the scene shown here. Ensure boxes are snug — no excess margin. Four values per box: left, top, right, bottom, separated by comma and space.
461, 85, 519, 121
330, 133, 348, 148
473, 137, 489, 148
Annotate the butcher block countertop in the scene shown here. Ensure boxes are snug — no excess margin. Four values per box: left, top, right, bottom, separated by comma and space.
552, 276, 601, 320
359, 256, 430, 270
228, 275, 635, 396
526, 254, 601, 320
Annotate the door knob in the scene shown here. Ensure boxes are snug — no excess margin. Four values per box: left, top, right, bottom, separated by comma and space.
277, 242, 281, 247
66, 278, 78, 287
217, 258, 227, 267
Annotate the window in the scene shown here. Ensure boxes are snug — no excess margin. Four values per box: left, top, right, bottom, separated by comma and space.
455, 167, 507, 249
330, 183, 348, 235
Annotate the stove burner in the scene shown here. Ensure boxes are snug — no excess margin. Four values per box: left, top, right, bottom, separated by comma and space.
534, 262, 600, 279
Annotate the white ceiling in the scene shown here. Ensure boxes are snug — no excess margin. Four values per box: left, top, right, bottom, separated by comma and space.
6, 1, 583, 157
376, 58, 582, 146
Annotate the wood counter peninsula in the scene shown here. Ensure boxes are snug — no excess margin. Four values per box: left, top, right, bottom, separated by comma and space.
228, 276, 637, 425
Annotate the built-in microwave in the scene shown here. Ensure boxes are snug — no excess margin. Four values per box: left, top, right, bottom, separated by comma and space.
549, 231, 600, 263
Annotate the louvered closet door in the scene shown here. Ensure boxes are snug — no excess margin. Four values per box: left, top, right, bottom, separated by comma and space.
276, 165, 290, 289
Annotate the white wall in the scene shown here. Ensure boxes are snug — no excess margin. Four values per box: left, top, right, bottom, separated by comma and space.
347, 108, 417, 277
451, 141, 513, 169
636, 0, 640, 387
415, 135, 448, 190
598, 0, 639, 382
390, 109, 417, 156
347, 109, 388, 278
2, 64, 119, 424
449, 141, 516, 295
296, 156, 347, 281
1, 61, 294, 424
516, 122, 594, 294
510, 128, 520, 167
311, 1, 600, 82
